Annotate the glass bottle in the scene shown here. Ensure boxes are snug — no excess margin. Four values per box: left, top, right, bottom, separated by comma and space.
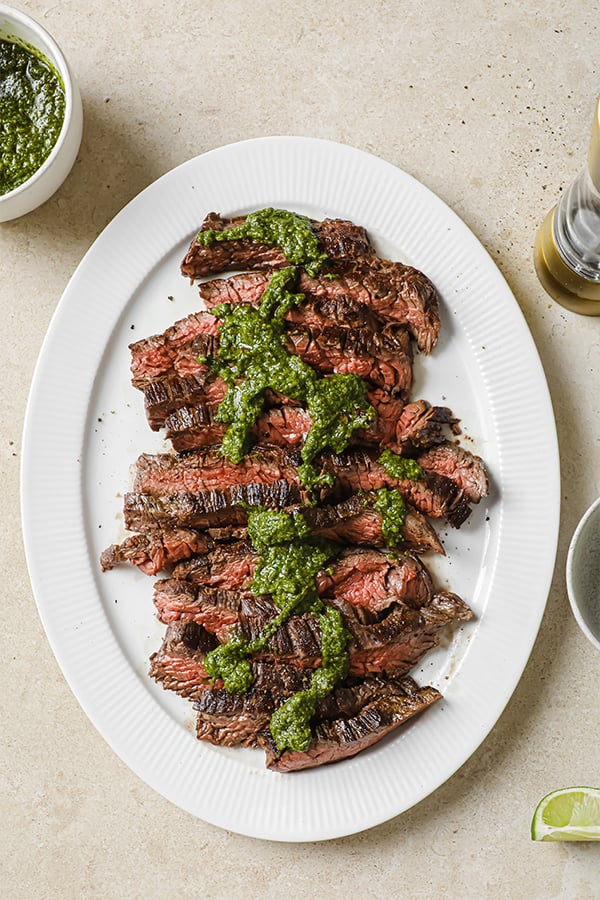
534, 97, 600, 314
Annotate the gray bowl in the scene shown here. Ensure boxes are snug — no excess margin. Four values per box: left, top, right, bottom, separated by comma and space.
566, 497, 600, 652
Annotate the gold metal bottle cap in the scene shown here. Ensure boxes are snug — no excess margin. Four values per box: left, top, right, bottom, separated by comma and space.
534, 96, 600, 315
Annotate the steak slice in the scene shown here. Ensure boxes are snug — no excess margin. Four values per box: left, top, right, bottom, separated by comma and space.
164, 397, 458, 457
317, 548, 434, 611
194, 674, 436, 750
103, 492, 443, 577
342, 591, 472, 677
148, 620, 217, 700
322, 449, 473, 527
200, 262, 439, 354
164, 404, 311, 453
180, 213, 376, 279
143, 372, 227, 431
130, 304, 413, 402
328, 259, 440, 353
129, 311, 219, 389
224, 591, 472, 677
100, 528, 213, 575
153, 581, 275, 640
149, 620, 310, 701
133, 446, 302, 495
149, 591, 471, 693
417, 442, 489, 504
284, 320, 413, 399
294, 493, 444, 555
259, 676, 442, 771
131, 445, 473, 527
123, 481, 303, 533
200, 270, 383, 331
194, 687, 279, 747
167, 544, 436, 614
394, 401, 460, 454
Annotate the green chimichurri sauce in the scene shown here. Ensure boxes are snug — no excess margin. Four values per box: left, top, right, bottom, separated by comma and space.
0, 39, 65, 196
378, 449, 424, 482
203, 507, 350, 752
373, 487, 408, 547
269, 605, 349, 753
204, 265, 376, 489
197, 207, 329, 277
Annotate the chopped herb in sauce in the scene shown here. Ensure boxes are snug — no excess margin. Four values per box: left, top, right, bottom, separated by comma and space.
202, 507, 350, 752
196, 207, 329, 277
204, 265, 375, 489
269, 605, 349, 753
378, 448, 424, 482
0, 39, 65, 195
373, 487, 408, 547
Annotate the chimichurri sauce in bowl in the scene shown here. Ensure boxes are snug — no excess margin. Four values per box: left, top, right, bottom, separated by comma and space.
0, 37, 65, 196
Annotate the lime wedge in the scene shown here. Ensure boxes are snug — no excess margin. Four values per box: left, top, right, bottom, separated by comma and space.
531, 787, 600, 841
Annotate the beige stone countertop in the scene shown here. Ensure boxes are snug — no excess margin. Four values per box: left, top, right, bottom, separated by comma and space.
2, 1, 600, 896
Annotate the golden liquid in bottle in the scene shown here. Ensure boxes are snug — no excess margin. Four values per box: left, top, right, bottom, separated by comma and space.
534, 97, 600, 315
534, 208, 600, 316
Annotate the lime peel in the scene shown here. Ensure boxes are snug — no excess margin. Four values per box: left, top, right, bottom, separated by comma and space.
531, 786, 600, 841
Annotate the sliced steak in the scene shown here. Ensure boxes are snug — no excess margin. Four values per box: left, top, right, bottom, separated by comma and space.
417, 442, 489, 504
168, 544, 437, 614
181, 217, 440, 353
205, 257, 440, 353
317, 548, 434, 611
129, 311, 219, 389
150, 591, 471, 693
103, 491, 443, 577
133, 446, 302, 495
284, 320, 413, 398
342, 591, 472, 677
170, 540, 257, 593
194, 687, 278, 747
329, 259, 440, 353
180, 213, 375, 279
142, 372, 227, 431
294, 493, 444, 555
148, 620, 217, 701
260, 676, 442, 771
228, 591, 471, 677
394, 401, 460, 454
130, 304, 413, 402
201, 271, 383, 332
123, 481, 303, 533
153, 581, 274, 641
149, 620, 310, 701
131, 446, 473, 528
200, 273, 414, 396
322, 449, 473, 527
100, 528, 213, 575
194, 674, 434, 750
164, 404, 310, 453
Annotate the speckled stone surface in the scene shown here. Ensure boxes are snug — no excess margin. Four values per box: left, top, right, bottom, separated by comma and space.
2, 1, 600, 896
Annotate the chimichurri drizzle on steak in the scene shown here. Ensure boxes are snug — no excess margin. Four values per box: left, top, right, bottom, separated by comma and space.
202, 506, 350, 752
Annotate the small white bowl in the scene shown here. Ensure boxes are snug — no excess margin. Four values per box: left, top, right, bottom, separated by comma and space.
0, 4, 83, 222
566, 496, 600, 652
